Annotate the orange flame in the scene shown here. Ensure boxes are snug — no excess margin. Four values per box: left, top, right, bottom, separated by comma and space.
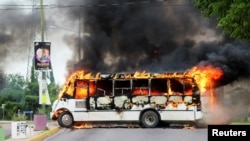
186, 65, 223, 111
59, 65, 223, 103
132, 89, 149, 95
186, 65, 223, 93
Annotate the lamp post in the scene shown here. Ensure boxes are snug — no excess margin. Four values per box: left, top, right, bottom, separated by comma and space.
33, 0, 48, 131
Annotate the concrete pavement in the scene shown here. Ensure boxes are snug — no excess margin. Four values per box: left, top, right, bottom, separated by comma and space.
1, 121, 61, 141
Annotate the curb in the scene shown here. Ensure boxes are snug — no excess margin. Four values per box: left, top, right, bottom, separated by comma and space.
28, 127, 61, 141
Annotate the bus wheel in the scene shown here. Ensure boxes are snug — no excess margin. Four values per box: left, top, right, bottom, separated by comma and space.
141, 111, 159, 128
58, 111, 74, 128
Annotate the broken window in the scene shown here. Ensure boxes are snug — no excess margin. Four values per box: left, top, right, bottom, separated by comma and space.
96, 79, 113, 96
132, 79, 149, 95
114, 80, 132, 95
168, 78, 184, 95
150, 79, 168, 95
75, 80, 88, 99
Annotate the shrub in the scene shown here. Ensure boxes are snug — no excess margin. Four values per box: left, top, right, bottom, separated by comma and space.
12, 114, 27, 121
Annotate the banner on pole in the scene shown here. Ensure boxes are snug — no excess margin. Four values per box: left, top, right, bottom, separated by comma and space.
34, 42, 51, 70
39, 74, 51, 105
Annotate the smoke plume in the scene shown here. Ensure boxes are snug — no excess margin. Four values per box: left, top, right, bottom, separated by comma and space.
58, 0, 250, 122
0, 0, 249, 122
0, 2, 40, 88
59, 0, 250, 86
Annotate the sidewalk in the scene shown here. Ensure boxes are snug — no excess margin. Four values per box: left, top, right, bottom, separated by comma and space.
1, 121, 61, 141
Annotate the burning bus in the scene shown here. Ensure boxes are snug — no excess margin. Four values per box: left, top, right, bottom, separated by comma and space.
50, 66, 223, 128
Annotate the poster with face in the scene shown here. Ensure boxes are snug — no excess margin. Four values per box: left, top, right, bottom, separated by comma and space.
34, 42, 51, 70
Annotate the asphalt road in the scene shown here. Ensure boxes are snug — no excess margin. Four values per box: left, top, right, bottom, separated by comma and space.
44, 127, 208, 141
1, 123, 11, 138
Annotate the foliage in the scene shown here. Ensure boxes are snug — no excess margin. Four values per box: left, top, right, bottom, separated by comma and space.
3, 74, 26, 89
37, 106, 46, 115
11, 114, 27, 121
4, 101, 22, 119
0, 72, 61, 120
0, 70, 5, 90
0, 74, 26, 103
22, 95, 40, 113
194, 0, 250, 41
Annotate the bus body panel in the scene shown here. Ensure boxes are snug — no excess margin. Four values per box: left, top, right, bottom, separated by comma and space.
71, 110, 203, 122
50, 72, 209, 128
72, 111, 140, 121
160, 110, 202, 121
51, 99, 204, 122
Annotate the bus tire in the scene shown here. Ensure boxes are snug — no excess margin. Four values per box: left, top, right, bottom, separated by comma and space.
141, 111, 159, 128
58, 111, 74, 128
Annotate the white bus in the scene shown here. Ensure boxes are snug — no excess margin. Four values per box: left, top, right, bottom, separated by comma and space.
50, 71, 209, 128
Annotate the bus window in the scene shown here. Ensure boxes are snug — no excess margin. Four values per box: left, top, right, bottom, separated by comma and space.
96, 79, 113, 96
168, 78, 184, 95
89, 80, 96, 96
114, 80, 132, 96
63, 82, 74, 98
192, 94, 200, 104
75, 80, 88, 99
132, 79, 149, 95
151, 79, 168, 96
183, 78, 193, 95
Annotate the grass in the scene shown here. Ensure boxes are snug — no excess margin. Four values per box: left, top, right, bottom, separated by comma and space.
230, 121, 250, 125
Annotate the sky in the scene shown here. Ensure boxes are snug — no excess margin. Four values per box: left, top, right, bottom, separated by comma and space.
1, 0, 250, 88
1, 0, 250, 124
0, 0, 74, 85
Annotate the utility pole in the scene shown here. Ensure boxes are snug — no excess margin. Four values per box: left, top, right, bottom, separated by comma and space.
40, 0, 45, 42
32, 0, 52, 131
78, 8, 81, 62
40, 0, 46, 114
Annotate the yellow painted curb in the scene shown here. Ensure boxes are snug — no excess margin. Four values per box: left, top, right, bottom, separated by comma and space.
28, 127, 61, 141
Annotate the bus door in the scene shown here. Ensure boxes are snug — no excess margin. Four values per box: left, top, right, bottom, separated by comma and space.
74, 80, 89, 110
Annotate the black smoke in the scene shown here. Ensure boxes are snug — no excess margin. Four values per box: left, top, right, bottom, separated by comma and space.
0, 0, 249, 94
0, 2, 40, 88
193, 41, 250, 87
59, 0, 250, 87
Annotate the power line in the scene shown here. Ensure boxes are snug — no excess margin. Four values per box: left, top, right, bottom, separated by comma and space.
0, 0, 192, 10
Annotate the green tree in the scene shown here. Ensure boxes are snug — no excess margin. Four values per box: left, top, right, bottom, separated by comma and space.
0, 74, 26, 119
25, 68, 59, 115
0, 64, 61, 120
194, 0, 250, 41
1, 74, 26, 103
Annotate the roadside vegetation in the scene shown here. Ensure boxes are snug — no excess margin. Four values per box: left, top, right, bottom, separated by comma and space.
0, 68, 60, 120
231, 121, 250, 125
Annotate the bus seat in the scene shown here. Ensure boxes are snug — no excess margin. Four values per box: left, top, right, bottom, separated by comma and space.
97, 96, 112, 109
184, 96, 192, 104
132, 96, 148, 104
114, 96, 129, 109
150, 96, 167, 105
